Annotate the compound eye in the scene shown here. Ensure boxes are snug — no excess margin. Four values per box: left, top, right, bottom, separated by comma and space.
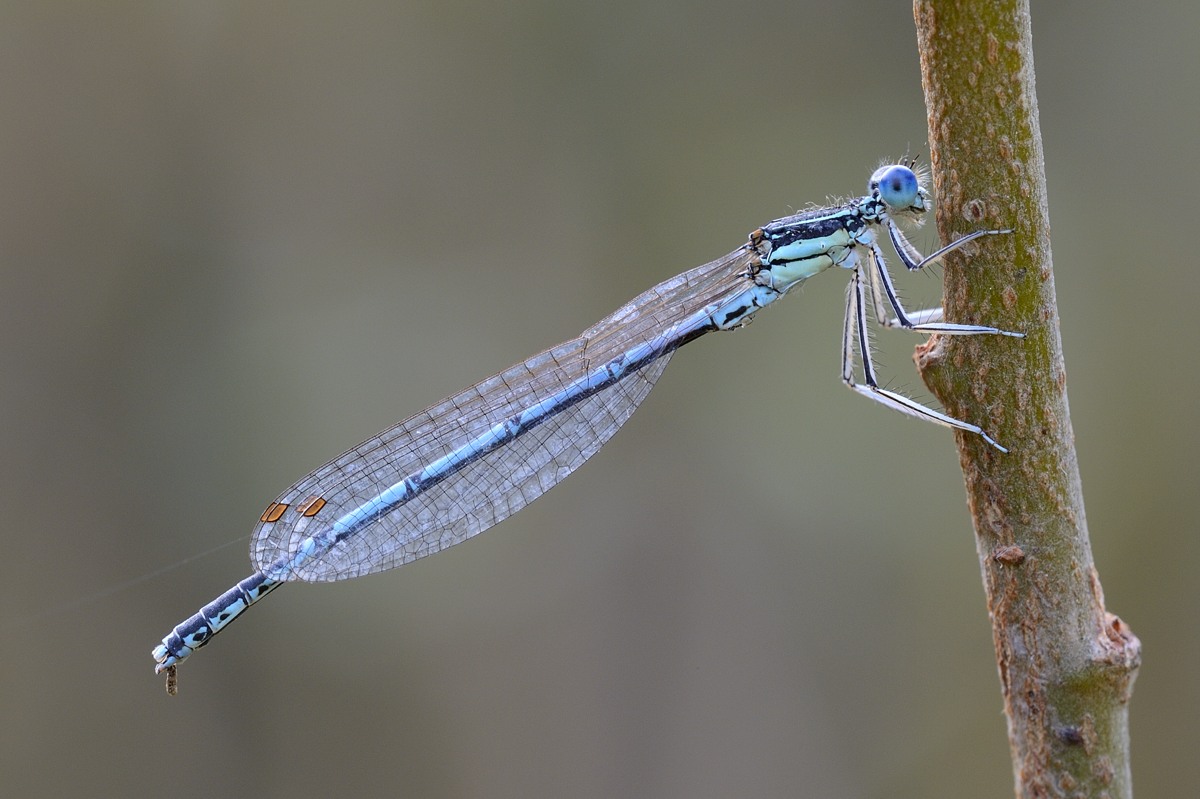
871, 165, 920, 210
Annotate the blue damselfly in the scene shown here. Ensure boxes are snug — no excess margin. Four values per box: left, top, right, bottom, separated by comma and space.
152, 162, 1021, 692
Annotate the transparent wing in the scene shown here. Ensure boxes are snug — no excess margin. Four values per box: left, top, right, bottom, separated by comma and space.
251, 246, 757, 582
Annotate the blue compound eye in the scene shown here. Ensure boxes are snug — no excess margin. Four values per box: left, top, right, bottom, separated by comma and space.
872, 165, 920, 209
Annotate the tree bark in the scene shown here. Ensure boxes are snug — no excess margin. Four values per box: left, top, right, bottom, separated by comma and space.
911, 2, 1140, 796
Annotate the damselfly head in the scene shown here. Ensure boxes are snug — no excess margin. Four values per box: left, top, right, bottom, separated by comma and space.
869, 164, 929, 217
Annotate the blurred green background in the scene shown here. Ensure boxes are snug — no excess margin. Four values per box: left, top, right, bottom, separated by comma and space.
2, 3, 1196, 797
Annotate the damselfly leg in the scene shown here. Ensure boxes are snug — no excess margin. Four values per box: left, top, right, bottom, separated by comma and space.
842, 227, 1023, 452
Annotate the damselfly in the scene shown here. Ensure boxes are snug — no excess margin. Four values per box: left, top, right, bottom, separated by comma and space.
152, 162, 1022, 692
